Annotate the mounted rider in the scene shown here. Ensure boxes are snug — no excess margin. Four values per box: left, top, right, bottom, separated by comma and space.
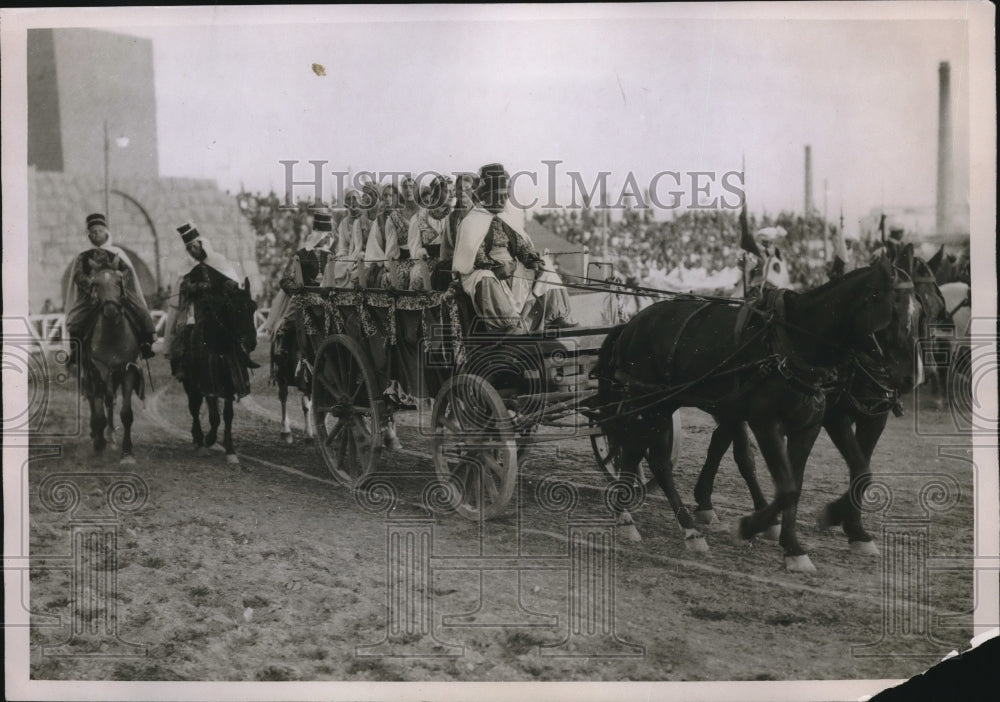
164, 223, 260, 381
258, 211, 334, 360
64, 213, 157, 366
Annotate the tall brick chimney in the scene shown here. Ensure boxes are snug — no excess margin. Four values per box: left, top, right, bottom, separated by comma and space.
935, 62, 952, 235
804, 145, 813, 215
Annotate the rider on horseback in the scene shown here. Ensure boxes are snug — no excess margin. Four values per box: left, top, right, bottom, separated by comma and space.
259, 211, 334, 363
164, 223, 260, 378
64, 213, 157, 366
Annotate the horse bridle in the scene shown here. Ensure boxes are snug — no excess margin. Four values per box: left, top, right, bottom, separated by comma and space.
89, 271, 127, 311
845, 266, 922, 417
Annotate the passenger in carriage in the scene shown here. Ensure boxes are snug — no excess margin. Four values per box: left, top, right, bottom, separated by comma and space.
399, 175, 420, 223
447, 172, 475, 262
453, 163, 577, 333
409, 174, 455, 291
365, 183, 413, 289
352, 182, 382, 287
322, 188, 362, 288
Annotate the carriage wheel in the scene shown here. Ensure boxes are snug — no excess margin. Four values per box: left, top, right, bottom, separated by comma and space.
311, 335, 383, 488
589, 413, 681, 487
432, 374, 517, 521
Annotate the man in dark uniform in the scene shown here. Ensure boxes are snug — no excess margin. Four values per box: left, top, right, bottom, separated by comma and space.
64, 213, 157, 366
164, 223, 259, 384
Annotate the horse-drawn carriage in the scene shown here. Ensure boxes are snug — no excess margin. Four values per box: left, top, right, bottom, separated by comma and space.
285, 284, 680, 520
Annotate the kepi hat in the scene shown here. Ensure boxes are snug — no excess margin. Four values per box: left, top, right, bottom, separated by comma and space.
86, 213, 107, 229
177, 222, 201, 245
312, 211, 333, 232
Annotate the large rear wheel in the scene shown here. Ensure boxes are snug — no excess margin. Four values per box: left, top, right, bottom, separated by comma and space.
311, 335, 383, 487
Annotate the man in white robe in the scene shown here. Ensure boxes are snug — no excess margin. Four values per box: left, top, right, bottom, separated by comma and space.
453, 163, 576, 332
64, 212, 157, 365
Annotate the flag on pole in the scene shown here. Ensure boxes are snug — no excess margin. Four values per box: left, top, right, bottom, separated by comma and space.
739, 202, 761, 257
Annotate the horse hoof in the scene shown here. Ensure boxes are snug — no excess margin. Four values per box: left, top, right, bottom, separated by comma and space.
119, 455, 136, 466
784, 555, 817, 574
849, 540, 880, 557
737, 516, 756, 541
225, 454, 240, 465
280, 432, 293, 445
383, 433, 403, 452
619, 523, 642, 542
694, 509, 718, 525
763, 524, 781, 540
684, 529, 709, 553
196, 446, 213, 457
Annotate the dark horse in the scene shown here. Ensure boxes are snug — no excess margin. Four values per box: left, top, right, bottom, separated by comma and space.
81, 268, 145, 463
690, 244, 941, 559
178, 269, 258, 464
594, 256, 898, 572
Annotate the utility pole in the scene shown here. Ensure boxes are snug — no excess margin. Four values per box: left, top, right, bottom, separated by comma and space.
822, 178, 829, 262
103, 120, 110, 220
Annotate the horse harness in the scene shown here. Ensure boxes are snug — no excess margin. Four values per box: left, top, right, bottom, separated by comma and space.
602, 289, 836, 419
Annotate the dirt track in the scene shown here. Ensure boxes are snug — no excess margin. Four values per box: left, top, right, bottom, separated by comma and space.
27, 358, 974, 682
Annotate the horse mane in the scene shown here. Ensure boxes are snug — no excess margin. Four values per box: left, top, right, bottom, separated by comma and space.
788, 263, 884, 303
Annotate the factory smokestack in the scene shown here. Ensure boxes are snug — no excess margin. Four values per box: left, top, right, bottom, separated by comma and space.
936, 61, 953, 235
804, 145, 813, 214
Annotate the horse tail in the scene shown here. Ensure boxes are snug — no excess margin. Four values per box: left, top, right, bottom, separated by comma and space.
594, 325, 624, 388
593, 325, 626, 442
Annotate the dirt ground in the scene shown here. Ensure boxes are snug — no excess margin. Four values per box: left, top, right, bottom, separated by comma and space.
26, 355, 974, 683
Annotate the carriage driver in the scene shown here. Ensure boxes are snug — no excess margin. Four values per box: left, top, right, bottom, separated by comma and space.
64, 213, 157, 366
164, 223, 260, 377
453, 163, 576, 332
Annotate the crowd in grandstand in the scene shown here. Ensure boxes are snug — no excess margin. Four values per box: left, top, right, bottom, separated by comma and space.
534, 207, 854, 291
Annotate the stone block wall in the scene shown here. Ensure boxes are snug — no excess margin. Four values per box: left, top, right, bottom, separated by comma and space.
28, 167, 260, 312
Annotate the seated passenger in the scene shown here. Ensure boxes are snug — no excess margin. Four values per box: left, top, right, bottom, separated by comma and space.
353, 182, 381, 287
409, 175, 454, 291
364, 183, 412, 289
323, 189, 362, 288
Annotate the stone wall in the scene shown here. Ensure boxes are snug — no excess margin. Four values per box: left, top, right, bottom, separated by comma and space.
29, 167, 260, 312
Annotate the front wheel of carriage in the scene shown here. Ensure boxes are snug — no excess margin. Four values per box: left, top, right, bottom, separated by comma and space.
431, 373, 518, 521
311, 334, 384, 488
588, 412, 681, 488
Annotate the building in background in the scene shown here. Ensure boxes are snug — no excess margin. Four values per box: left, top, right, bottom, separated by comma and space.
27, 28, 260, 312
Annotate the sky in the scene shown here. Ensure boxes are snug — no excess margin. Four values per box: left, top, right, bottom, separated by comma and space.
114, 7, 972, 235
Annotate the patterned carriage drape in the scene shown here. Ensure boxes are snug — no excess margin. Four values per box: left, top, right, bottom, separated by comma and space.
289, 289, 465, 400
